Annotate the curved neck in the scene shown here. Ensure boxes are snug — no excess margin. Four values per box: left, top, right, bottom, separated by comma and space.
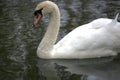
38, 6, 60, 54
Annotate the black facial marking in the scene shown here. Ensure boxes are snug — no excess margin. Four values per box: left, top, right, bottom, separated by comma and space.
34, 8, 43, 16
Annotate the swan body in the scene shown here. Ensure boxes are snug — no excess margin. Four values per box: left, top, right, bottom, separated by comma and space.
33, 1, 120, 59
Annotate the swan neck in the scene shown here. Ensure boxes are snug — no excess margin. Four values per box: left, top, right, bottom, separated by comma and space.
37, 5, 60, 57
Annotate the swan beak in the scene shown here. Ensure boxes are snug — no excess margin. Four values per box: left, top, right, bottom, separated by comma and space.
33, 14, 42, 27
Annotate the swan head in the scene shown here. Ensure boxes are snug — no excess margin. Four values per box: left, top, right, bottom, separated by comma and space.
33, 1, 58, 26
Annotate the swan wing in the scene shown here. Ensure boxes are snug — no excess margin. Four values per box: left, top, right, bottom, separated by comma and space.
53, 18, 119, 58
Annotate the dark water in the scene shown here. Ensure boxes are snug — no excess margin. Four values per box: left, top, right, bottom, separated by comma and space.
0, 0, 120, 80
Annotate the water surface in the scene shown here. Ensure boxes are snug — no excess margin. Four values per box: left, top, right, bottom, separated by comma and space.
0, 0, 120, 80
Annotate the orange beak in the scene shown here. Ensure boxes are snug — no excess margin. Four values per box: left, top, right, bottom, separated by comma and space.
33, 14, 42, 27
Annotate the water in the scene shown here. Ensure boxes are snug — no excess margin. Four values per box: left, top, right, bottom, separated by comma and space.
0, 0, 120, 80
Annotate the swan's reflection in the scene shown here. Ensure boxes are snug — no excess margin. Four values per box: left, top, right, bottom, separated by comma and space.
37, 56, 120, 80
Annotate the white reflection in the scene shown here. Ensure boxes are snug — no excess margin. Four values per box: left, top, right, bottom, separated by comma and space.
37, 56, 120, 80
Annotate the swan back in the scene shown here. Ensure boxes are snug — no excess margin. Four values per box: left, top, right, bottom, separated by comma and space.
53, 14, 120, 59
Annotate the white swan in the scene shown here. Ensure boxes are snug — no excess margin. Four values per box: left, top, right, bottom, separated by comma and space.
33, 1, 120, 59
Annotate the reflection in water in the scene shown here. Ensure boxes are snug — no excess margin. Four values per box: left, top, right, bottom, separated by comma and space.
0, 0, 120, 80
37, 57, 120, 80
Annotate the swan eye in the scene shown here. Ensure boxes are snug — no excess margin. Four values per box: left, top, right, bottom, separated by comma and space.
34, 8, 43, 16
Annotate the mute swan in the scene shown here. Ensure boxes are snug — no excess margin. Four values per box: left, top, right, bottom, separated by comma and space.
33, 1, 120, 59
